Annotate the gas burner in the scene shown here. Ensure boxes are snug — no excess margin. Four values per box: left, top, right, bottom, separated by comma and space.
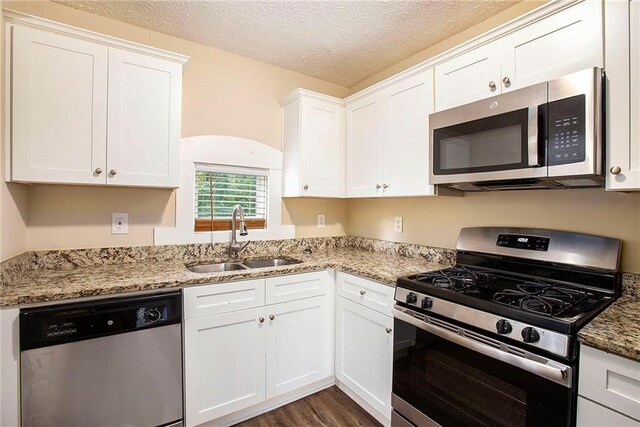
493, 281, 590, 317
413, 266, 495, 293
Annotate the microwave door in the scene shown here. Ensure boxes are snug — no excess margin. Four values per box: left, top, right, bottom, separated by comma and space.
546, 67, 603, 179
429, 82, 547, 185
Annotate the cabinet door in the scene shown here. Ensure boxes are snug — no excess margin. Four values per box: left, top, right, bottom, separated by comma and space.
265, 296, 332, 399
335, 296, 393, 420
184, 307, 266, 426
501, 1, 603, 92
11, 25, 108, 184
434, 42, 501, 111
607, 0, 640, 190
300, 97, 343, 197
107, 48, 182, 187
577, 397, 640, 427
346, 93, 384, 197
382, 70, 436, 197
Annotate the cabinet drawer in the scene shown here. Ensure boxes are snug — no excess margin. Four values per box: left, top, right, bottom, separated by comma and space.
577, 397, 640, 427
336, 272, 395, 316
183, 279, 265, 319
265, 272, 329, 305
579, 345, 640, 421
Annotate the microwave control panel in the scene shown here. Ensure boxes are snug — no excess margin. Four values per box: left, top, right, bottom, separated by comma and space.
547, 94, 586, 166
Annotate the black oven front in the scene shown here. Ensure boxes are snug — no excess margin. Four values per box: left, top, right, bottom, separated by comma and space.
392, 307, 576, 427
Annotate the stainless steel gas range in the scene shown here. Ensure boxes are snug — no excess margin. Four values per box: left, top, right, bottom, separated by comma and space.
391, 227, 621, 427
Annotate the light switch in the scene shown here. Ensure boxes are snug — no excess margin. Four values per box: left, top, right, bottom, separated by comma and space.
112, 213, 128, 234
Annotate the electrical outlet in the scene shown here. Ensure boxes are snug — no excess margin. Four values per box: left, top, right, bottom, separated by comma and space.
317, 214, 326, 229
112, 213, 128, 234
394, 216, 403, 233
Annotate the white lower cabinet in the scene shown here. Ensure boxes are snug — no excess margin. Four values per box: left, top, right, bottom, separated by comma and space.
183, 272, 333, 426
184, 307, 266, 426
578, 345, 640, 424
335, 295, 394, 422
266, 296, 332, 399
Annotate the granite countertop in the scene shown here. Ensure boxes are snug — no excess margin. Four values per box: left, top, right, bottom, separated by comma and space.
0, 247, 448, 307
578, 274, 640, 362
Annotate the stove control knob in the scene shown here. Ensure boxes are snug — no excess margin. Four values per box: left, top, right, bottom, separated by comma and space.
496, 319, 512, 335
406, 292, 418, 304
521, 327, 540, 343
421, 297, 433, 309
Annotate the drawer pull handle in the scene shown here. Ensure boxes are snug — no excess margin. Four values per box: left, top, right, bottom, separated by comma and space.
360, 290, 366, 296
269, 314, 275, 321
386, 327, 392, 334
258, 317, 265, 323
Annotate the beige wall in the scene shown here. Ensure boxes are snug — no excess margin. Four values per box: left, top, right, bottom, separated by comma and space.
348, 190, 640, 273
0, 0, 350, 257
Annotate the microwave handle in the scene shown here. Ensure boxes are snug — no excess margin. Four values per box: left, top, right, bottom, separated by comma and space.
528, 105, 543, 167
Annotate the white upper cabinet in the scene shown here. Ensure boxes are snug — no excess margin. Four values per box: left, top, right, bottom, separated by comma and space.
346, 69, 436, 198
383, 70, 436, 197
10, 25, 108, 184
434, 42, 501, 111
346, 92, 385, 198
106, 49, 182, 187
500, 0, 603, 92
435, 1, 603, 111
281, 90, 344, 197
606, 0, 640, 190
5, 14, 188, 187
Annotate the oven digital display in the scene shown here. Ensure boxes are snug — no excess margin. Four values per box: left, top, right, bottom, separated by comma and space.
497, 234, 550, 251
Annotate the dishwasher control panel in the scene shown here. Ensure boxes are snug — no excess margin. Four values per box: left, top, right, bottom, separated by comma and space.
20, 292, 181, 351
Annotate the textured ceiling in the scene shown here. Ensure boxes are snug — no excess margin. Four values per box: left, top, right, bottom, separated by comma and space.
52, 0, 520, 87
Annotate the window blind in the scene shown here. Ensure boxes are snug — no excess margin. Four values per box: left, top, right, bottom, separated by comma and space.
194, 164, 267, 232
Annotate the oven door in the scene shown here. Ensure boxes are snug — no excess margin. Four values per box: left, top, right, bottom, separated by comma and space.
392, 306, 575, 427
429, 82, 548, 185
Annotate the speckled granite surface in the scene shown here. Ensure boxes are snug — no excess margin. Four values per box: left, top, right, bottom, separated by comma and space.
0, 237, 452, 307
578, 273, 640, 362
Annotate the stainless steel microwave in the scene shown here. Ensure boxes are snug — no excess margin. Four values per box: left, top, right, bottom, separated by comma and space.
429, 67, 604, 191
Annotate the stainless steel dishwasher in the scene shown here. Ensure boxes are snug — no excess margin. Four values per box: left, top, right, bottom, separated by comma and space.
20, 291, 183, 427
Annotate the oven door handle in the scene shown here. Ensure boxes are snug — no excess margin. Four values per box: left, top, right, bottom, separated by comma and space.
393, 307, 572, 387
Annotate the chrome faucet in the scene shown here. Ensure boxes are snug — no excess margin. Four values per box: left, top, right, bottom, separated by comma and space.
229, 204, 249, 259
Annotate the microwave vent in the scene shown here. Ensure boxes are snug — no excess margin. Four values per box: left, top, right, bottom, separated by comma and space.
554, 178, 602, 187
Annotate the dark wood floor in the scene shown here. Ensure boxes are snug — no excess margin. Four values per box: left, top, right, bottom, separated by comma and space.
233, 386, 382, 427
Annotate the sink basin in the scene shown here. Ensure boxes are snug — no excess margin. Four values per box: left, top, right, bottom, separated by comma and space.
187, 258, 302, 273
187, 262, 248, 273
241, 258, 302, 269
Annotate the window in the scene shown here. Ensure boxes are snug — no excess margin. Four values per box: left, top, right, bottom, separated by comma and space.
194, 164, 267, 232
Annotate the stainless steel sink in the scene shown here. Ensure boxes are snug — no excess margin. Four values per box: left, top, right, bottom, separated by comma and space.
241, 258, 302, 269
187, 262, 248, 273
187, 258, 301, 273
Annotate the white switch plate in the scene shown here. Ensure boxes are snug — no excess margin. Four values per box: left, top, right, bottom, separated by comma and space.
317, 214, 326, 229
112, 213, 128, 234
394, 216, 403, 233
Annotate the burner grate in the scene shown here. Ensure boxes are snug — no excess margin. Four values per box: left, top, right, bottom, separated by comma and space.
493, 281, 590, 317
413, 266, 495, 293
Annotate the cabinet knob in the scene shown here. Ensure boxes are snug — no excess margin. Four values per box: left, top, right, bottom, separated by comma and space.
269, 314, 275, 321
303, 184, 309, 190
503, 76, 511, 86
489, 81, 497, 90
94, 168, 103, 175
258, 317, 265, 323
386, 328, 392, 334
376, 184, 382, 190
109, 169, 117, 176
610, 166, 622, 175
383, 184, 389, 189
360, 290, 366, 296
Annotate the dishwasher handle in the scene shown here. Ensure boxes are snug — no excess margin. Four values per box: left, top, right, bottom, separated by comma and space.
20, 291, 182, 351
